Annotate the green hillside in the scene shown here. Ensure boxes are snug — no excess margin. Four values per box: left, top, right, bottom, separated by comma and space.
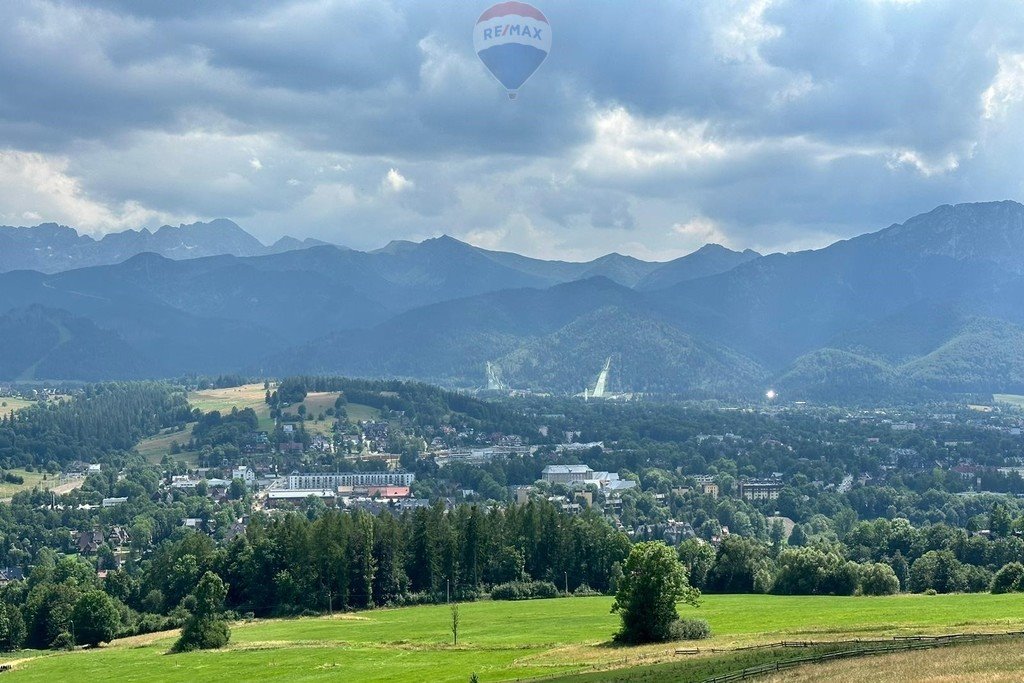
7, 594, 1024, 682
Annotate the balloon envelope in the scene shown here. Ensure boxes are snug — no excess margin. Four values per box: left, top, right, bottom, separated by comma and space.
474, 2, 551, 98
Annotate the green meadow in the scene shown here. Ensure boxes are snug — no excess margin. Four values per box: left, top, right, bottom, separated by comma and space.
6, 593, 1024, 682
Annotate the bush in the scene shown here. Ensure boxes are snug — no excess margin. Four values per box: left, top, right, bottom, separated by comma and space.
859, 563, 900, 596
490, 581, 558, 601
924, 588, 938, 596
669, 618, 712, 641
171, 572, 231, 653
173, 617, 230, 652
573, 584, 601, 597
990, 562, 1024, 594
50, 631, 75, 650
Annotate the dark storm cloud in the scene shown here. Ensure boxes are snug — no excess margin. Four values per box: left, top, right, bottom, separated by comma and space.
0, 0, 1022, 258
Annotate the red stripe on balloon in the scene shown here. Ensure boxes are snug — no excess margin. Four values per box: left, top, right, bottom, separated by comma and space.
477, 2, 548, 24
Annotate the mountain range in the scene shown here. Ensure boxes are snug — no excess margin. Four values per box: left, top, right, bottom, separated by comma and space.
2, 201, 1024, 401
0, 219, 331, 274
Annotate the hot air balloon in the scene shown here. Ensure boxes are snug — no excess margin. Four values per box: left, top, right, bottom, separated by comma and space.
473, 2, 551, 99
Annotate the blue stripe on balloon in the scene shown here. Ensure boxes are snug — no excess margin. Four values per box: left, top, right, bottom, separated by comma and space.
476, 43, 547, 92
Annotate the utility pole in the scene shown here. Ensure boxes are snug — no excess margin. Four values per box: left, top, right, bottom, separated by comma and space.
564, 571, 568, 596
446, 578, 450, 604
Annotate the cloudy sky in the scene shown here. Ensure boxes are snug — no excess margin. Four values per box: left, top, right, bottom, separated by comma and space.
1, 0, 1023, 260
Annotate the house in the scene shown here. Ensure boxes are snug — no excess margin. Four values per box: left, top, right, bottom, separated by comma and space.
693, 475, 719, 499
76, 530, 105, 553
0, 567, 24, 585
232, 466, 256, 486
365, 485, 411, 500
87, 463, 102, 473
108, 526, 131, 548
224, 517, 248, 542
182, 518, 214, 533
102, 497, 128, 508
541, 464, 594, 485
510, 485, 535, 504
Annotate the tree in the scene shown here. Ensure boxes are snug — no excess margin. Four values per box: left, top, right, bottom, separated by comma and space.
706, 536, 765, 593
611, 541, 700, 644
990, 503, 1012, 539
990, 562, 1024, 594
677, 539, 715, 590
450, 602, 460, 645
788, 524, 808, 547
909, 550, 968, 594
229, 478, 247, 500
71, 590, 121, 646
172, 572, 231, 653
0, 603, 26, 651
859, 563, 900, 596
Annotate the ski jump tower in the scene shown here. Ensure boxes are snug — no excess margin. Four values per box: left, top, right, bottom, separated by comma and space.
485, 361, 506, 391
585, 357, 612, 400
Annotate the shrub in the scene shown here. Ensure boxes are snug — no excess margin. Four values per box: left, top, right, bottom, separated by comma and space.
174, 617, 230, 652
990, 562, 1024, 594
573, 584, 601, 597
669, 618, 712, 641
50, 631, 75, 650
171, 572, 231, 653
859, 563, 900, 596
490, 581, 558, 601
924, 588, 938, 596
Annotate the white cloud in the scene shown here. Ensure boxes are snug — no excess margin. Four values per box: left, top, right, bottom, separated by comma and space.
249, 158, 263, 171
0, 149, 176, 233
575, 107, 726, 181
710, 0, 782, 65
982, 53, 1024, 119
888, 148, 960, 176
382, 167, 413, 194
672, 216, 731, 248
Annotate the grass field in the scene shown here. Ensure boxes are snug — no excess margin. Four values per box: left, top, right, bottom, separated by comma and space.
0, 468, 61, 499
6, 593, 1024, 682
281, 392, 341, 436
345, 401, 381, 423
994, 393, 1024, 409
188, 384, 275, 432
0, 394, 69, 413
0, 397, 38, 412
135, 424, 197, 465
760, 637, 1024, 682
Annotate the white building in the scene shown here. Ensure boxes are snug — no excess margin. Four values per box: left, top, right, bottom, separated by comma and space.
232, 466, 256, 486
287, 471, 414, 490
541, 464, 594, 485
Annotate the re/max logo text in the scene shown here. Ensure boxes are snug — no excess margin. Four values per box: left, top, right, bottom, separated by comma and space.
482, 23, 543, 41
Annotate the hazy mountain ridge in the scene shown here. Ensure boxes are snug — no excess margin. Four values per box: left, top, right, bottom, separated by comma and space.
0, 219, 325, 273
1, 201, 1023, 399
